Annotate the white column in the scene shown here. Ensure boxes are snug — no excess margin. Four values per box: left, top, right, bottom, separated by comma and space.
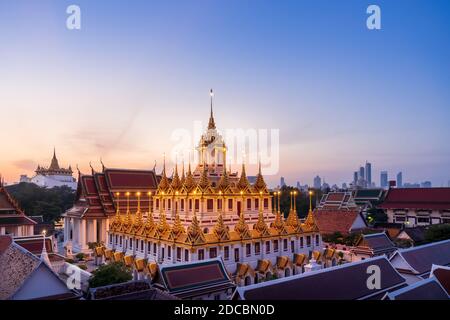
93, 219, 98, 243
80, 219, 87, 250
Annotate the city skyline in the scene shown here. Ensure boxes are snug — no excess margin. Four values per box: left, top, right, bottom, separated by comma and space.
1, 1, 450, 187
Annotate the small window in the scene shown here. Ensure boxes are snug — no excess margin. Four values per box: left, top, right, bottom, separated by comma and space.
207, 199, 214, 211
198, 249, 205, 260
255, 199, 259, 209
254, 242, 260, 255
228, 199, 233, 211
217, 199, 222, 210
306, 236, 311, 247
291, 240, 295, 253
247, 199, 252, 210
264, 198, 269, 209
266, 241, 270, 254
300, 237, 304, 248
184, 249, 189, 262
168, 246, 171, 258
283, 239, 288, 251
246, 243, 251, 256
210, 247, 217, 258
234, 248, 240, 262
181, 199, 184, 211
177, 247, 182, 261
315, 235, 320, 246
224, 246, 230, 260
274, 240, 279, 252
195, 199, 200, 211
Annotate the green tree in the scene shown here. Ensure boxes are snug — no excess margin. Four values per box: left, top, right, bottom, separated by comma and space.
88, 262, 132, 288
424, 224, 450, 243
6, 183, 75, 223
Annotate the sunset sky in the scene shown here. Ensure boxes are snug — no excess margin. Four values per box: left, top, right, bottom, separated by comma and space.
0, 0, 449, 187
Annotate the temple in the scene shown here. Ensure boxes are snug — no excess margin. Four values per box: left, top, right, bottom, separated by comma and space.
20, 149, 77, 190
84, 93, 323, 286
0, 176, 36, 237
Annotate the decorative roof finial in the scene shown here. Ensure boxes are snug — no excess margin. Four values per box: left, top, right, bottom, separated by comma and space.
208, 89, 216, 130
100, 158, 106, 172
40, 230, 51, 266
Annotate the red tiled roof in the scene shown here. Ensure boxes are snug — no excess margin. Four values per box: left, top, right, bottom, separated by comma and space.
326, 192, 345, 202
15, 237, 53, 255
379, 188, 450, 210
158, 258, 234, 298
313, 210, 366, 235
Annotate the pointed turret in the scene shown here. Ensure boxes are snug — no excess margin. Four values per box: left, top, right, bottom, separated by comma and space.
217, 168, 230, 191
180, 162, 186, 186
186, 212, 206, 244
197, 165, 210, 191
213, 212, 230, 241
157, 158, 170, 193
208, 89, 216, 130
237, 163, 250, 191
183, 162, 196, 192
40, 233, 51, 267
170, 164, 182, 191
171, 212, 185, 238
234, 212, 251, 240
49, 148, 60, 170
253, 162, 267, 193
253, 209, 270, 236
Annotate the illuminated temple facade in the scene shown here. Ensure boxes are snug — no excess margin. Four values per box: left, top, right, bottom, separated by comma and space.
99, 107, 323, 286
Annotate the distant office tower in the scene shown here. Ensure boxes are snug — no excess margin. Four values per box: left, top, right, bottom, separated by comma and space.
296, 181, 301, 189
280, 177, 286, 187
359, 167, 365, 181
365, 162, 372, 186
313, 175, 322, 189
380, 171, 388, 188
397, 172, 403, 188
353, 171, 358, 185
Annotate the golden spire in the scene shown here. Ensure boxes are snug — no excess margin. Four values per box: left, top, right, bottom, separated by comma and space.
217, 168, 230, 190
272, 210, 287, 234
124, 191, 132, 225
254, 197, 270, 236
157, 154, 170, 192
303, 190, 319, 232
197, 165, 210, 190
208, 89, 216, 130
213, 212, 230, 241
234, 211, 251, 239
237, 163, 250, 190
157, 211, 170, 234
134, 192, 143, 226
170, 163, 182, 191
144, 210, 155, 231
186, 212, 206, 244
183, 162, 196, 192
180, 161, 186, 186
49, 147, 60, 170
253, 161, 267, 192
171, 212, 186, 237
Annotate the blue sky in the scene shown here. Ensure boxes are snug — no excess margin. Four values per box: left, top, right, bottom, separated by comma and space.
0, 0, 449, 187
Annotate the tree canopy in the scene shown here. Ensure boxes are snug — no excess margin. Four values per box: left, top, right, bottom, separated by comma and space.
88, 262, 132, 288
6, 182, 75, 222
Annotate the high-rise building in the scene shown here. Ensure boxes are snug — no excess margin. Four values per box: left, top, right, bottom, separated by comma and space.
313, 175, 322, 189
380, 171, 388, 188
353, 171, 358, 185
397, 172, 403, 188
280, 177, 286, 187
359, 167, 365, 181
365, 162, 372, 186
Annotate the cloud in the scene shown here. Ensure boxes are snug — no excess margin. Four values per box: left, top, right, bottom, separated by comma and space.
13, 159, 37, 171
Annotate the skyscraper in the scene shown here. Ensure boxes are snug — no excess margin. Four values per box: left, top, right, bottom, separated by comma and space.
313, 175, 322, 189
359, 166, 365, 181
353, 171, 358, 185
380, 171, 388, 188
397, 172, 403, 188
365, 162, 372, 186
280, 177, 286, 187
